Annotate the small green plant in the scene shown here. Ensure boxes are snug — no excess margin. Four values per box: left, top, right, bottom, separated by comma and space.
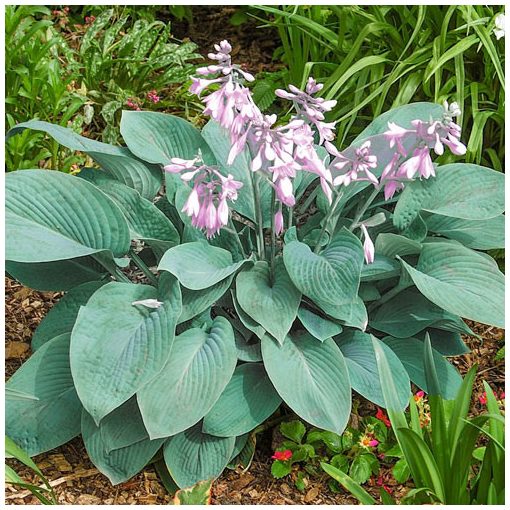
5, 436, 57, 505
76, 8, 202, 144
5, 5, 88, 171
270, 413, 402, 494
322, 336, 506, 504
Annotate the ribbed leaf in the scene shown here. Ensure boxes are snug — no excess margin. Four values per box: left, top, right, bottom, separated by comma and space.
79, 169, 179, 247
32, 281, 105, 351
283, 228, 363, 308
164, 424, 235, 488
235, 259, 301, 344
6, 334, 82, 456
394, 164, 504, 230
360, 255, 401, 281
375, 233, 422, 258
261, 332, 351, 434
382, 336, 462, 399
6, 170, 130, 263
70, 279, 181, 423
202, 363, 282, 437
6, 120, 162, 199
120, 110, 215, 166
336, 331, 410, 410
81, 409, 164, 485
370, 288, 474, 338
401, 242, 504, 327
99, 397, 148, 453
137, 317, 237, 438
424, 213, 504, 250
179, 275, 233, 324
297, 307, 343, 342
158, 241, 248, 290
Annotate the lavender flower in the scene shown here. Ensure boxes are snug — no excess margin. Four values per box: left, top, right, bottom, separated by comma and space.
331, 141, 378, 187
164, 154, 243, 239
360, 224, 375, 264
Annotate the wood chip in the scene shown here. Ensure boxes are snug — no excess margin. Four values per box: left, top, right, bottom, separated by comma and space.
304, 486, 320, 502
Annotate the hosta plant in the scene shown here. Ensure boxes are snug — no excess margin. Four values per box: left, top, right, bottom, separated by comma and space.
5, 40, 505, 490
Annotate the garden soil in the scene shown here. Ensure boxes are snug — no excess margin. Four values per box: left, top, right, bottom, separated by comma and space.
4, 276, 504, 505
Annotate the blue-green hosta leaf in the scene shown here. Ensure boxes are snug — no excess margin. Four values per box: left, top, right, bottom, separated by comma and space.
70, 279, 181, 423
6, 120, 162, 200
137, 317, 237, 439
32, 281, 106, 351
360, 255, 401, 281
375, 233, 422, 259
297, 307, 343, 342
401, 242, 504, 328
6, 257, 107, 292
320, 296, 368, 331
201, 121, 272, 225
6, 170, 130, 263
202, 363, 282, 437
6, 334, 82, 456
382, 336, 462, 399
179, 275, 234, 324
394, 164, 505, 230
415, 329, 470, 356
235, 335, 262, 362
353, 102, 444, 143
231, 290, 266, 339
335, 331, 410, 410
79, 169, 179, 247
158, 241, 249, 290
81, 409, 164, 485
283, 228, 364, 308
164, 424, 236, 488
236, 259, 301, 344
99, 397, 148, 453
120, 110, 215, 166
261, 332, 351, 434
370, 288, 475, 339
424, 213, 505, 250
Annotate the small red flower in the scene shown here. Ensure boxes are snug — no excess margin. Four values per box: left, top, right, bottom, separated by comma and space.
375, 407, 391, 428
85, 15, 96, 24
271, 449, 292, 461
368, 439, 379, 447
479, 392, 488, 405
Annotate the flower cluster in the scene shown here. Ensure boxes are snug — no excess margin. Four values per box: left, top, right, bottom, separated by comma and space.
166, 40, 467, 246
331, 100, 466, 202
164, 153, 243, 238
184, 40, 336, 234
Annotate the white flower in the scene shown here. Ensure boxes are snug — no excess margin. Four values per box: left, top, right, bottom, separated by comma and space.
494, 13, 505, 40
132, 299, 164, 309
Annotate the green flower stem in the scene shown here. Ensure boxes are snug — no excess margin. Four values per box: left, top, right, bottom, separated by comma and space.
368, 281, 411, 312
251, 171, 265, 260
313, 189, 344, 254
270, 188, 277, 284
287, 206, 293, 230
129, 249, 158, 286
348, 187, 380, 232
92, 254, 132, 284
227, 217, 247, 259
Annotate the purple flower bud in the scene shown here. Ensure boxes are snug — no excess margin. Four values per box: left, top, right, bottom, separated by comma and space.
361, 225, 375, 264
274, 210, 284, 235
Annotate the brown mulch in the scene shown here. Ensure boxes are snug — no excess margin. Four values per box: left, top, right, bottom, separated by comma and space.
4, 276, 505, 505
